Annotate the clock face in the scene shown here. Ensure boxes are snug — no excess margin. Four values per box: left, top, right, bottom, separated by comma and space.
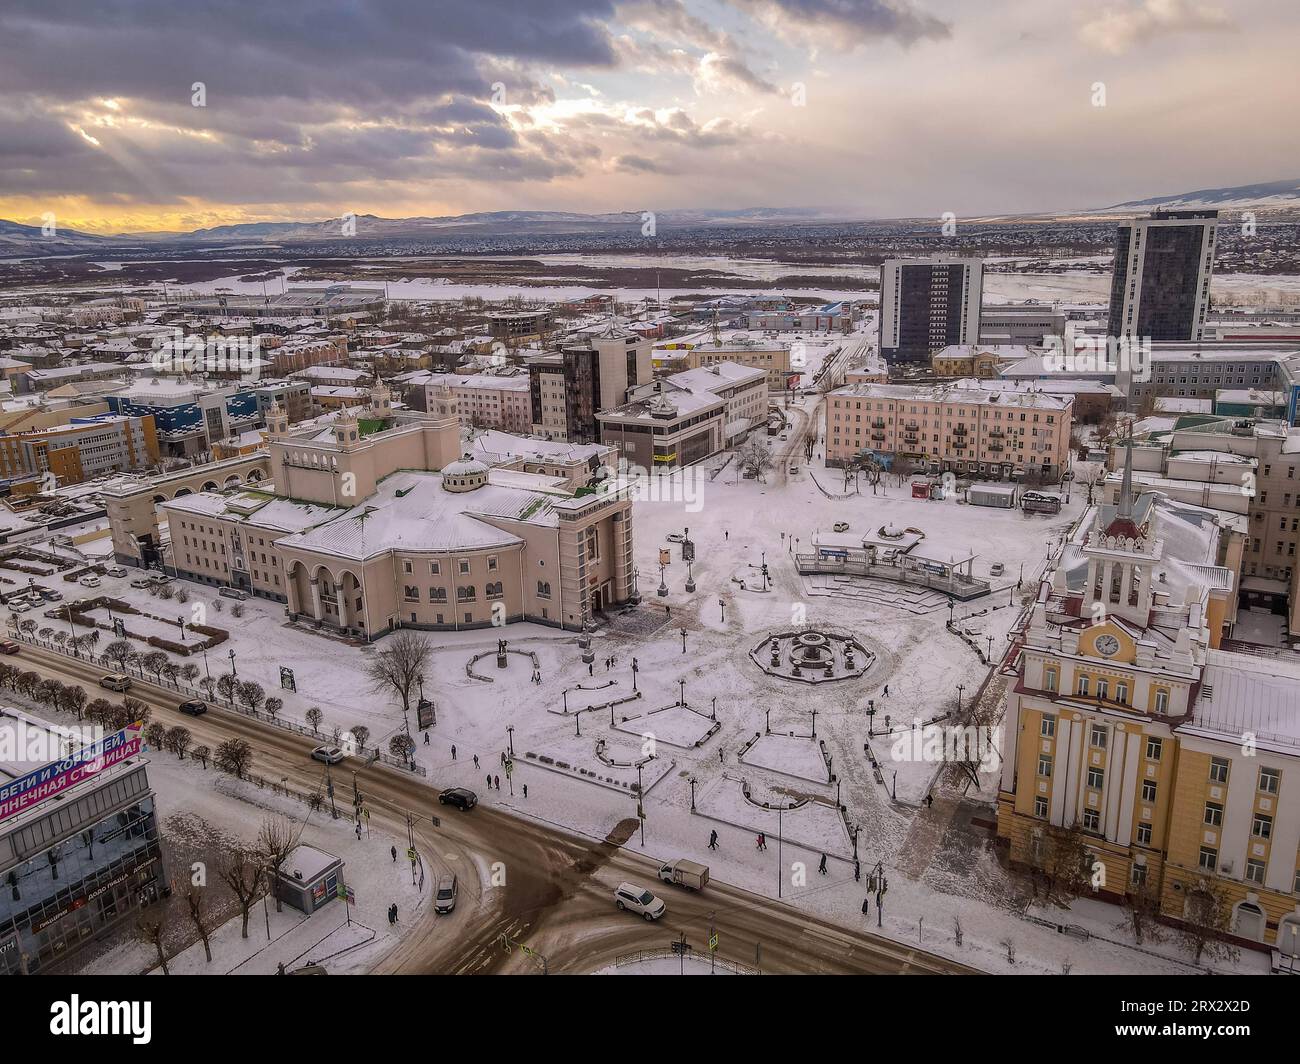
1095, 634, 1120, 657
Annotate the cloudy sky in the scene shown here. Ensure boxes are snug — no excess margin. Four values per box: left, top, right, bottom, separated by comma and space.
0, 0, 1293, 233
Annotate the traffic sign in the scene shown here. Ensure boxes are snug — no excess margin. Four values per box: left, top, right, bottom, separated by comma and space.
406, 847, 417, 861
708, 932, 718, 952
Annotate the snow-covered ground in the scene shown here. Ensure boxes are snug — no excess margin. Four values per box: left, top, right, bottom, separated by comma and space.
22, 415, 1274, 975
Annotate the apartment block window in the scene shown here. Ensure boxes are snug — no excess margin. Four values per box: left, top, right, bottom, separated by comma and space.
403, 585, 418, 601
1141, 780, 1157, 803
1132, 863, 1148, 886
1037, 753, 1053, 778
1145, 737, 1163, 761
1252, 813, 1273, 840
1259, 767, 1281, 795
1136, 822, 1152, 846
1040, 714, 1056, 738
430, 562, 441, 575
1096, 679, 1109, 702
488, 556, 498, 571
458, 559, 470, 575
1044, 667, 1058, 693
1090, 723, 1108, 749
1199, 847, 1218, 872
1115, 681, 1129, 705
1033, 796, 1048, 818
1153, 689, 1169, 714
1083, 809, 1100, 833
403, 560, 412, 574
1087, 767, 1105, 789
1204, 803, 1223, 827
429, 588, 446, 603
1209, 757, 1230, 784
1246, 859, 1267, 885
1076, 675, 1090, 697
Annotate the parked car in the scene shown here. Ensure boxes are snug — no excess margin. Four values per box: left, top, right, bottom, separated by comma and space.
79, 575, 101, 588
665, 532, 686, 543
438, 788, 477, 811
42, 589, 63, 601
100, 674, 132, 692
106, 566, 127, 578
11, 601, 30, 613
0, 641, 20, 655
129, 577, 152, 589
219, 587, 249, 600
990, 562, 1005, 576
657, 859, 709, 892
832, 522, 850, 533
614, 883, 666, 921
434, 874, 458, 914
310, 745, 346, 765
178, 699, 208, 717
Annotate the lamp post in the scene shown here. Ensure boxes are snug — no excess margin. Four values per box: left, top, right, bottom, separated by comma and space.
507, 725, 515, 759
680, 627, 687, 654
685, 559, 695, 594
177, 615, 186, 643
657, 563, 668, 598
678, 678, 685, 707
631, 658, 638, 692
228, 648, 237, 676
719, 598, 725, 623
201, 646, 211, 681
987, 635, 994, 663
689, 776, 697, 812
956, 684, 966, 716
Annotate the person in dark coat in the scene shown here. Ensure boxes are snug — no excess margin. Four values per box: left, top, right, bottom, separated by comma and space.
708, 829, 718, 851
494, 775, 500, 790
390, 845, 397, 863
818, 853, 828, 875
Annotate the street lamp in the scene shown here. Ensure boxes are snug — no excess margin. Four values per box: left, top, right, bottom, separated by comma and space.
678, 678, 685, 707
507, 725, 514, 759
680, 627, 687, 654
177, 615, 186, 643
657, 563, 668, 598
685, 559, 695, 594
956, 684, 966, 716
228, 648, 237, 676
718, 598, 725, 623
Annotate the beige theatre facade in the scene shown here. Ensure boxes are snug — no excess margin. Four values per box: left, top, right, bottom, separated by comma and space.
104, 383, 636, 638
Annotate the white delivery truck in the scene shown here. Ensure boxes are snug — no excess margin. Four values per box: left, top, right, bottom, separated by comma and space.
657, 859, 710, 891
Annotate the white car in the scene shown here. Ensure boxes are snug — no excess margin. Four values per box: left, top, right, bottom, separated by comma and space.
10, 601, 30, 613
129, 577, 152, 589
79, 575, 101, 588
106, 566, 127, 578
311, 745, 346, 765
665, 532, 686, 544
614, 883, 666, 921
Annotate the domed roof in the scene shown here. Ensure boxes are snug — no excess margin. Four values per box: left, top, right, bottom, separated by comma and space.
443, 454, 489, 477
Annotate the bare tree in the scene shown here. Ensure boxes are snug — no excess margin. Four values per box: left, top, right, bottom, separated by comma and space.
141, 650, 169, 682
215, 737, 253, 779
104, 638, 134, 670
139, 917, 170, 975
263, 696, 283, 720
257, 815, 299, 913
166, 726, 193, 760
364, 630, 432, 726
305, 706, 323, 735
390, 733, 416, 762
350, 725, 370, 751
1179, 883, 1240, 968
735, 439, 775, 482
1119, 878, 1164, 946
185, 888, 213, 963
192, 744, 211, 769
219, 849, 265, 939
237, 680, 266, 713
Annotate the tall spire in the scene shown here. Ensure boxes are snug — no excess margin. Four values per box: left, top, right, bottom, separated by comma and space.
1117, 430, 1135, 519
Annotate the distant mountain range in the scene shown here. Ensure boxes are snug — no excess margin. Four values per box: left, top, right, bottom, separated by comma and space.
1105, 178, 1300, 212
0, 207, 852, 255
2, 183, 1297, 257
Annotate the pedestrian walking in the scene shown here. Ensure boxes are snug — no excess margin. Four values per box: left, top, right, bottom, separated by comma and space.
423, 732, 430, 745
473, 754, 479, 769
925, 793, 933, 809
451, 744, 457, 760
756, 833, 766, 851
390, 845, 397, 863
494, 775, 500, 791
818, 853, 828, 875
355, 822, 362, 840
522, 784, 528, 799
861, 897, 870, 917
588, 662, 594, 676
718, 747, 724, 763
501, 751, 507, 766
708, 829, 719, 851
884, 684, 889, 697
486, 774, 492, 789
724, 530, 729, 541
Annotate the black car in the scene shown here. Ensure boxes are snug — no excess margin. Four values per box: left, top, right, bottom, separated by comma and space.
178, 699, 208, 717
438, 788, 477, 811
